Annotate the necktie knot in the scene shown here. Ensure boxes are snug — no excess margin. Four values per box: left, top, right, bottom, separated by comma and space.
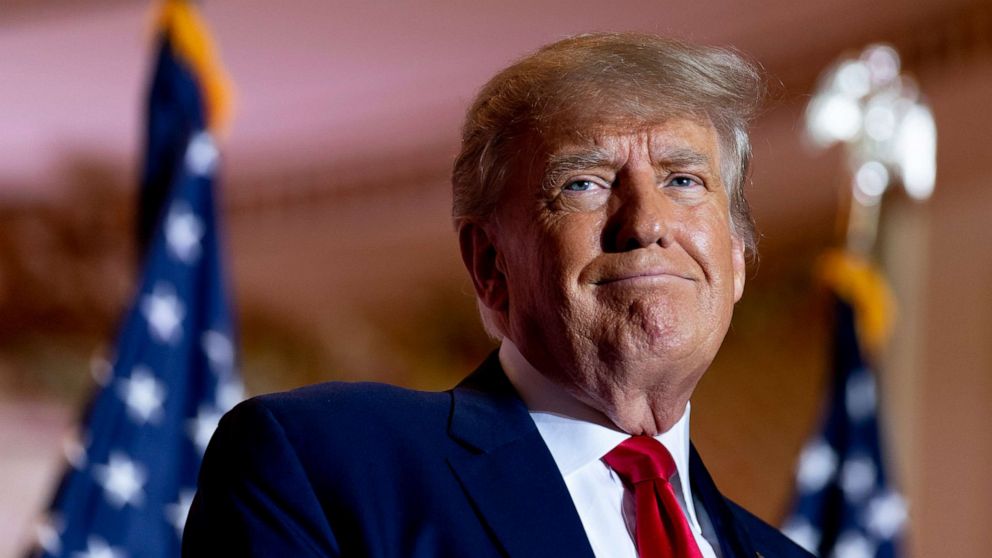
603, 436, 703, 558
603, 436, 677, 485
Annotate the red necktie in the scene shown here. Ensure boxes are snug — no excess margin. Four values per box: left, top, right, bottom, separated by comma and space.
603, 436, 704, 558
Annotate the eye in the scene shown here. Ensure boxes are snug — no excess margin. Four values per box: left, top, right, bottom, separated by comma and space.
562, 179, 605, 192
552, 176, 611, 212
667, 175, 703, 188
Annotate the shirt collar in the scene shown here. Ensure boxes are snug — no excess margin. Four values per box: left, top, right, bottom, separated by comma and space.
499, 338, 701, 529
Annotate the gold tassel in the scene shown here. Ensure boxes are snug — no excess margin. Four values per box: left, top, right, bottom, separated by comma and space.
816, 249, 896, 355
154, 0, 235, 136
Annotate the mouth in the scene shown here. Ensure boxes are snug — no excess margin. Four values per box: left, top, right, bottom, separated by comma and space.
594, 269, 696, 286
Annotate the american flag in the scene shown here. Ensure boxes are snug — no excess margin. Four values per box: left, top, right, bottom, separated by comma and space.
30, 3, 241, 556
782, 261, 908, 558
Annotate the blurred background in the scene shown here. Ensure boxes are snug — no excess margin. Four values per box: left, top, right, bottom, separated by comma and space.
1, 0, 990, 556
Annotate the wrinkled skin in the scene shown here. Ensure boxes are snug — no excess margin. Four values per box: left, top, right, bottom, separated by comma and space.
459, 118, 746, 435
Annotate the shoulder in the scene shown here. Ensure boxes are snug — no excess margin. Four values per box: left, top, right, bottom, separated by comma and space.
725, 500, 816, 558
224, 380, 453, 447
206, 380, 459, 498
188, 381, 468, 555
245, 380, 451, 421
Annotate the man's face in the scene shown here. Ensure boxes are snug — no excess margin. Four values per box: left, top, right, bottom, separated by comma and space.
479, 118, 746, 426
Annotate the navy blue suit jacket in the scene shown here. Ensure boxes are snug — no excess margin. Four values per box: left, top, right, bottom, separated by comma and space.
184, 353, 812, 557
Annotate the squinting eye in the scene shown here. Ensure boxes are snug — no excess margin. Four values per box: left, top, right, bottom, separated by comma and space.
668, 175, 701, 188
563, 179, 600, 192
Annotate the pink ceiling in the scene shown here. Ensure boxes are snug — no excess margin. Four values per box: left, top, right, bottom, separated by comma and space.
0, 0, 973, 199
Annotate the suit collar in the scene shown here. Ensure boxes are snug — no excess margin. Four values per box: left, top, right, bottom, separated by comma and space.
450, 353, 762, 558
448, 351, 535, 452
690, 444, 760, 558
448, 352, 596, 558
498, 338, 703, 533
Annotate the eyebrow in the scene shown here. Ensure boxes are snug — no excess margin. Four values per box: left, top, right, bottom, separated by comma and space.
542, 145, 713, 190
542, 147, 619, 190
653, 147, 712, 169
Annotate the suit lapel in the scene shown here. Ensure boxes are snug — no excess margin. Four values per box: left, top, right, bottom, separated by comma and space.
690, 444, 759, 558
446, 353, 596, 558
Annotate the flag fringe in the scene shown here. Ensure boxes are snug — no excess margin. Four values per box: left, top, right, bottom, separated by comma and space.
155, 0, 234, 135
816, 249, 896, 355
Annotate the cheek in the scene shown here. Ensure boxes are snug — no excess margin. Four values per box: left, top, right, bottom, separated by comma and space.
685, 210, 734, 267
680, 212, 740, 316
541, 214, 606, 275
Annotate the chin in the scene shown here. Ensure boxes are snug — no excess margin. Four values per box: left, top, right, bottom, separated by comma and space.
594, 318, 718, 380
628, 300, 696, 346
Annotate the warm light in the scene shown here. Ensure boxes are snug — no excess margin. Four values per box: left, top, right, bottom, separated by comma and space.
854, 161, 890, 206
804, 43, 936, 204
807, 95, 863, 145
864, 103, 897, 142
835, 60, 872, 97
862, 45, 901, 86
896, 104, 937, 200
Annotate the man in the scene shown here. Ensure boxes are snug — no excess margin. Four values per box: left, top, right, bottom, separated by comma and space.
184, 33, 812, 557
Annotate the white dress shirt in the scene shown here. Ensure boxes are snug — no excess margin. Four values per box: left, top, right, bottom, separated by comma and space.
499, 339, 721, 558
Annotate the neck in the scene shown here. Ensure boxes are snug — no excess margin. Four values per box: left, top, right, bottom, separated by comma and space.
593, 389, 689, 436
499, 338, 689, 436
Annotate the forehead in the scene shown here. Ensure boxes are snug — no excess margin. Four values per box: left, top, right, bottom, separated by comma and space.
545, 118, 718, 159
525, 117, 724, 184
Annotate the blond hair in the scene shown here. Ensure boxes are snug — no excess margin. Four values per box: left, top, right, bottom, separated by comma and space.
452, 32, 765, 256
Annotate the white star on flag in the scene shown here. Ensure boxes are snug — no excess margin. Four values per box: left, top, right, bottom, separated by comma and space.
781, 517, 820, 554
141, 282, 185, 344
201, 329, 234, 374
71, 535, 126, 558
797, 438, 839, 492
216, 377, 245, 411
92, 453, 147, 509
831, 531, 875, 558
187, 405, 224, 454
116, 366, 166, 424
185, 131, 219, 176
165, 201, 204, 264
165, 489, 196, 539
866, 491, 908, 539
845, 368, 877, 422
840, 454, 877, 502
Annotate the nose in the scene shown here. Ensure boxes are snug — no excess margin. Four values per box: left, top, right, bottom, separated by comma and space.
604, 173, 672, 252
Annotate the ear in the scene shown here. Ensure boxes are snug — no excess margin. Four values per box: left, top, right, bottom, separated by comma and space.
458, 221, 508, 313
731, 235, 746, 303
